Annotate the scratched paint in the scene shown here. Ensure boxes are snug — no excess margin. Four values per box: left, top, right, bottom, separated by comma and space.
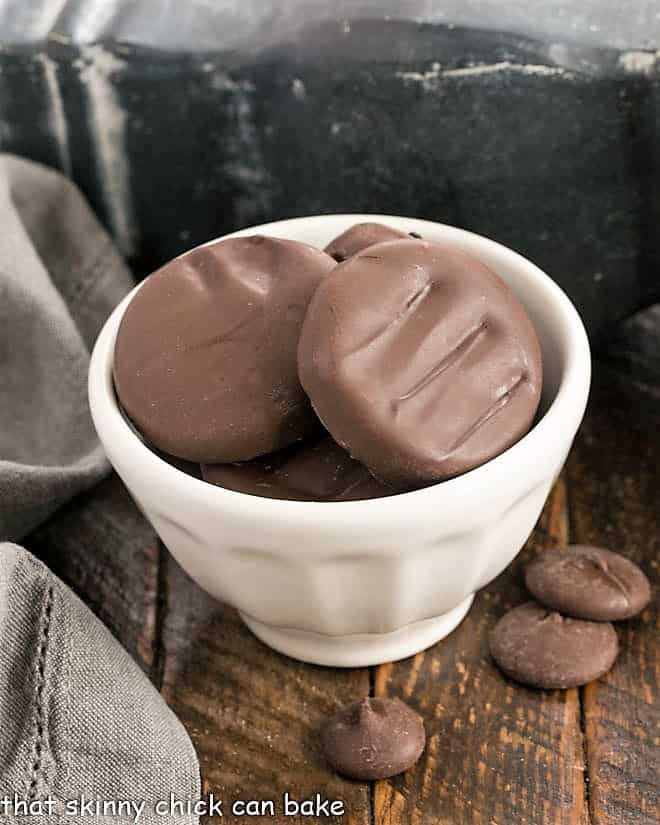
396, 60, 571, 90
210, 71, 272, 224
37, 53, 72, 176
77, 44, 136, 256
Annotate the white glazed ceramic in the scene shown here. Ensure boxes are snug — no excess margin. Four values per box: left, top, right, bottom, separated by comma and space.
88, 215, 591, 667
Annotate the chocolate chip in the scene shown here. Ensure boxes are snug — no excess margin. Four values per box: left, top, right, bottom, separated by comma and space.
321, 697, 425, 780
489, 602, 619, 689
525, 545, 651, 621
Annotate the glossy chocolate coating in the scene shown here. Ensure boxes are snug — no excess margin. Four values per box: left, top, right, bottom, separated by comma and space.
201, 437, 393, 501
114, 235, 335, 463
298, 239, 543, 488
324, 222, 418, 262
321, 697, 425, 780
489, 602, 619, 689
525, 546, 651, 621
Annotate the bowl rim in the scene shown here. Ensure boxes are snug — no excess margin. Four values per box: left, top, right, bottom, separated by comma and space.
88, 213, 591, 529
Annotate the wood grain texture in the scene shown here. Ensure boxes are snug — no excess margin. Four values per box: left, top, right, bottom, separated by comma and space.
158, 554, 371, 825
373, 477, 590, 825
21, 366, 659, 825
567, 371, 659, 825
25, 474, 160, 673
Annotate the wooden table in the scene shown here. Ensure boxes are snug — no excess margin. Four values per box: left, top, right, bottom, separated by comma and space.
27, 365, 659, 825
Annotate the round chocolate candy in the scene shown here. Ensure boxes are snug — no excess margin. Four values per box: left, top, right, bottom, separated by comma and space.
525, 545, 651, 621
489, 602, 619, 689
321, 697, 425, 780
114, 235, 335, 463
324, 222, 419, 262
298, 239, 543, 488
202, 437, 393, 501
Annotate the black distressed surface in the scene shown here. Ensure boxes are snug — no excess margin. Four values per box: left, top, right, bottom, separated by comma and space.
0, 16, 659, 347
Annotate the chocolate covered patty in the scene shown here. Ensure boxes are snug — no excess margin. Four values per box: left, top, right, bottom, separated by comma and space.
324, 222, 419, 262
321, 697, 425, 780
114, 235, 335, 462
298, 239, 543, 488
525, 545, 651, 621
202, 437, 392, 501
489, 602, 619, 689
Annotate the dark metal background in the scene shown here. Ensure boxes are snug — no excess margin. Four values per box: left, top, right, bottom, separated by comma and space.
1, 2, 660, 343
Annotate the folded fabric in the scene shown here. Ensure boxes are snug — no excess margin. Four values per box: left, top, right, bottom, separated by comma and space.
0, 543, 200, 824
0, 155, 200, 822
0, 154, 133, 541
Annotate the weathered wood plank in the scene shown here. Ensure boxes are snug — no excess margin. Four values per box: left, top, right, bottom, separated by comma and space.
25, 473, 160, 674
567, 371, 659, 825
158, 554, 371, 825
373, 477, 590, 825
24, 363, 658, 825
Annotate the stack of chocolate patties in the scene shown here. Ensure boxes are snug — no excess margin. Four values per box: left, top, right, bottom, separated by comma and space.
113, 222, 543, 499
489, 545, 652, 689
111, 227, 653, 783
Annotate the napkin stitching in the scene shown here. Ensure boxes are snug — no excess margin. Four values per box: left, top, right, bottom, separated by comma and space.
60, 583, 74, 825
27, 582, 54, 802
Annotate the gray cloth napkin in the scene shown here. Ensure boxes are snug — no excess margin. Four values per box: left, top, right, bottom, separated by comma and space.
0, 154, 131, 541
0, 543, 200, 824
0, 155, 200, 822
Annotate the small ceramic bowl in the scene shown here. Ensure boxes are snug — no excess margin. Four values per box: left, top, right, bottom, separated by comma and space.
88, 215, 591, 667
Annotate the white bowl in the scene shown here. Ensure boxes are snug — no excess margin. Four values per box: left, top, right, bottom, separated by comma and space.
88, 215, 591, 667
